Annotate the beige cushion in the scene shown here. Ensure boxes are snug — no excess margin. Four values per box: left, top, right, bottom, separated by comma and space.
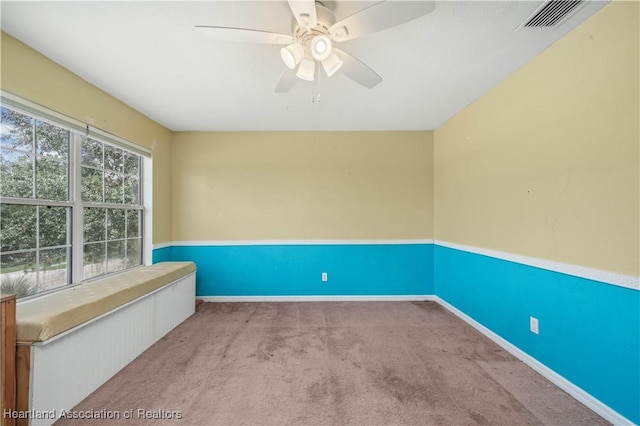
16, 262, 196, 343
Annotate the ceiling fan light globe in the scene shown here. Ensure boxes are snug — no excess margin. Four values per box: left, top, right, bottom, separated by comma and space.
281, 49, 295, 69
281, 43, 304, 69
315, 40, 327, 54
321, 53, 343, 77
311, 35, 332, 61
296, 58, 315, 81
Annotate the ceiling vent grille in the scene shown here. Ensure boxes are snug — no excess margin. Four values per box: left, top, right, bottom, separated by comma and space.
520, 0, 585, 29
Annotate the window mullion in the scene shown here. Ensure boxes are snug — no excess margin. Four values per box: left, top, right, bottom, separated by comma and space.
71, 133, 84, 284
32, 119, 36, 199
35, 205, 40, 292
0, 197, 72, 207
102, 143, 106, 204
124, 208, 128, 266
142, 156, 151, 265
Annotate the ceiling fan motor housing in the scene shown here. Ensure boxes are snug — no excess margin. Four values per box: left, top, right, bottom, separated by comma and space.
292, 5, 336, 51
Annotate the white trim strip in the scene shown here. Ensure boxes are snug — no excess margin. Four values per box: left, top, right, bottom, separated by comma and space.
89, 126, 151, 158
199, 295, 436, 303
434, 297, 633, 426
2, 90, 86, 135
435, 240, 639, 291
167, 239, 434, 247
1, 90, 151, 157
153, 242, 172, 250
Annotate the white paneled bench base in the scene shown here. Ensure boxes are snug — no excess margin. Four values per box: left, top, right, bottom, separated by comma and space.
14, 262, 196, 426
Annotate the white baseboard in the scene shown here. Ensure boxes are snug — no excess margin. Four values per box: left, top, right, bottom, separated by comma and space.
199, 295, 436, 302
433, 297, 634, 426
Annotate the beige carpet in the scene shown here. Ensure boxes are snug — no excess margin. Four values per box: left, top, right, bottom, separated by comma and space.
56, 302, 607, 425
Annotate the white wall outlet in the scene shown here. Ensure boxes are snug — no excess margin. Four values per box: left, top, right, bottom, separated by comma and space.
530, 316, 539, 334
321, 272, 328, 282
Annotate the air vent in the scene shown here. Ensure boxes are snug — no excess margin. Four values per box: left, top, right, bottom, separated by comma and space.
520, 0, 585, 29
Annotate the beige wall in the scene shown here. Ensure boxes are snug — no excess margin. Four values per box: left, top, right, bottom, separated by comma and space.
0, 32, 172, 244
171, 131, 433, 241
4, 0, 637, 276
434, 2, 639, 276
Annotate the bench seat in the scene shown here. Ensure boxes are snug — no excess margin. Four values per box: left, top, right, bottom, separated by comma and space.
16, 261, 196, 343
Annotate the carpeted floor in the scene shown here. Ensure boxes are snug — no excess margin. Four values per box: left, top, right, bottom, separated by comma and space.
56, 302, 607, 425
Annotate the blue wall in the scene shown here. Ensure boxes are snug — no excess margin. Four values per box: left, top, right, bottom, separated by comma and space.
152, 242, 639, 422
434, 245, 640, 424
152, 246, 172, 263
155, 243, 434, 297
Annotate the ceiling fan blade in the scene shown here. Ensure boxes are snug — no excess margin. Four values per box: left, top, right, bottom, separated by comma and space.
330, 1, 435, 42
195, 26, 293, 44
287, 0, 317, 30
334, 48, 382, 89
275, 68, 298, 93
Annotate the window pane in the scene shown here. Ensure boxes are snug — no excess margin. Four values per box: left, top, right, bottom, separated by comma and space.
106, 240, 125, 273
1, 107, 33, 152
84, 242, 106, 280
126, 238, 141, 268
0, 204, 36, 251
36, 157, 68, 200
81, 137, 103, 168
82, 166, 103, 202
35, 121, 68, 159
124, 152, 139, 176
107, 209, 126, 240
104, 145, 123, 172
0, 150, 33, 198
126, 209, 140, 238
0, 251, 37, 298
39, 206, 68, 248
124, 175, 139, 204
84, 207, 105, 243
104, 171, 123, 204
38, 247, 69, 292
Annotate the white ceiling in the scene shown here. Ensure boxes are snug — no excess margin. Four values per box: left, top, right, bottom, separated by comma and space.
1, 1, 607, 131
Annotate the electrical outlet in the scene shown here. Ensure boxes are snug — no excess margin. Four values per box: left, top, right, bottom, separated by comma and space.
321, 272, 328, 282
530, 316, 539, 334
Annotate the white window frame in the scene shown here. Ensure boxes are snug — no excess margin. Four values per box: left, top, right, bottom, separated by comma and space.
1, 90, 152, 295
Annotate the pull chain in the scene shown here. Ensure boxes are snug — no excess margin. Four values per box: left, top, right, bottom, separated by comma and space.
312, 62, 321, 103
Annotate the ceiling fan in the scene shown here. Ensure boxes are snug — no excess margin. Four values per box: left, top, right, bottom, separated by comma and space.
195, 0, 435, 92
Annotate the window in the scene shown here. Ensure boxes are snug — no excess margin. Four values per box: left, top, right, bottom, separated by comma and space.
0, 100, 146, 299
81, 137, 143, 279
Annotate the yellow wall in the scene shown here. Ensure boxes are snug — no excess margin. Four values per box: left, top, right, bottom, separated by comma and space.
434, 2, 639, 276
171, 131, 433, 241
0, 32, 173, 244
4, 0, 637, 277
